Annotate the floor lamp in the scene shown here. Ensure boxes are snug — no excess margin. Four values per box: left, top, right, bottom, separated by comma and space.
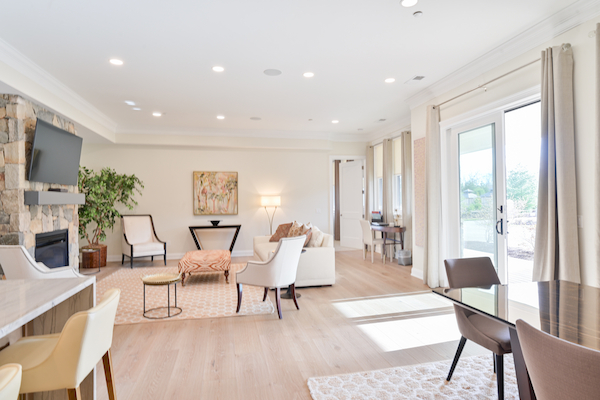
261, 196, 281, 235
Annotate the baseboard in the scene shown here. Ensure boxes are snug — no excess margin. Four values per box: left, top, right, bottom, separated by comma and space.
106, 249, 254, 263
411, 267, 424, 281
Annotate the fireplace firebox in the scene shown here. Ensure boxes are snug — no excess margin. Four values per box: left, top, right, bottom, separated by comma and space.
35, 229, 69, 269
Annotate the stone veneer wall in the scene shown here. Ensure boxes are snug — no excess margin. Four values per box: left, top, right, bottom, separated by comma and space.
0, 94, 79, 269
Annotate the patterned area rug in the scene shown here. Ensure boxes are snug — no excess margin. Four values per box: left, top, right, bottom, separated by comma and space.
97, 263, 274, 325
307, 354, 518, 400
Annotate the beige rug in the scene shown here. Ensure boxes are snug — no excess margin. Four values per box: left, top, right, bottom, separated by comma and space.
97, 263, 274, 325
307, 354, 518, 400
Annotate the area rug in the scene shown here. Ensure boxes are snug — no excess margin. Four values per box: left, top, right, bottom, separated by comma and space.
307, 354, 518, 400
97, 263, 274, 325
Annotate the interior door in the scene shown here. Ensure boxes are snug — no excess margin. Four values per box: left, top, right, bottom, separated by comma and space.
340, 160, 364, 249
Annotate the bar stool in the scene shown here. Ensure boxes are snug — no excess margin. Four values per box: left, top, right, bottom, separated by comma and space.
0, 289, 121, 400
0, 364, 21, 400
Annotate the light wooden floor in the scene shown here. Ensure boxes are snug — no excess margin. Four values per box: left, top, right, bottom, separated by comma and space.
95, 250, 487, 400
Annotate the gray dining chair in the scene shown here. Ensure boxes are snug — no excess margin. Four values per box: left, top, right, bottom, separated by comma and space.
516, 319, 600, 400
444, 257, 511, 400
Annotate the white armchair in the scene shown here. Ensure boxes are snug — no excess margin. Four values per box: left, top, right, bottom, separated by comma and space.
0, 245, 82, 279
236, 235, 305, 319
121, 215, 166, 268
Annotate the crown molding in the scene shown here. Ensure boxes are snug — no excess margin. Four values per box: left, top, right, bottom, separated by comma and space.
367, 116, 411, 144
406, 0, 600, 110
0, 38, 118, 132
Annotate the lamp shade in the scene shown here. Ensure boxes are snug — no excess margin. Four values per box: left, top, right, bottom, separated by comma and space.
261, 196, 281, 207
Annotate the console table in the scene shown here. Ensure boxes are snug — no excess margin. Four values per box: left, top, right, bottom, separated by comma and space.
370, 224, 406, 262
188, 225, 242, 251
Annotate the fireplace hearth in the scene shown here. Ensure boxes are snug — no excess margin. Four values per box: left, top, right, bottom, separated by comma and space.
35, 229, 69, 269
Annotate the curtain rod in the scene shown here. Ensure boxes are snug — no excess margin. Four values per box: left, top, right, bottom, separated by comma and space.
434, 58, 541, 109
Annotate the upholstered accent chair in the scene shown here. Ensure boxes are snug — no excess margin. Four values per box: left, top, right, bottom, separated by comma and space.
121, 214, 166, 268
444, 257, 511, 400
0, 364, 21, 400
0, 289, 121, 400
359, 219, 385, 263
0, 245, 82, 279
516, 319, 600, 400
237, 235, 305, 319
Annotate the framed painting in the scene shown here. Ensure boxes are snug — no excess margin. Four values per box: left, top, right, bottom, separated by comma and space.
193, 171, 238, 215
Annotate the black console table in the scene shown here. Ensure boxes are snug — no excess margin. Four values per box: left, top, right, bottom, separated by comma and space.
188, 225, 242, 251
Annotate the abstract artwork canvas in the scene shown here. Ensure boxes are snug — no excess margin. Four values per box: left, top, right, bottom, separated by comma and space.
193, 171, 238, 215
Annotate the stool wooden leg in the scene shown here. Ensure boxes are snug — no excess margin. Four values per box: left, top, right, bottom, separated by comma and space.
263, 287, 269, 302
102, 349, 117, 400
224, 270, 229, 284
236, 283, 243, 313
67, 387, 81, 400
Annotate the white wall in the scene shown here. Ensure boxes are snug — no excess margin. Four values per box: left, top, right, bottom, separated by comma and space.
80, 138, 366, 260
410, 16, 600, 286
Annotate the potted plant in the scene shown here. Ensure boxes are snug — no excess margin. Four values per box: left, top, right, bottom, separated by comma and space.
78, 166, 144, 266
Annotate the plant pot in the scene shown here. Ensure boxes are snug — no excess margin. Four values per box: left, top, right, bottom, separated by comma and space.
80, 248, 100, 269
82, 244, 107, 267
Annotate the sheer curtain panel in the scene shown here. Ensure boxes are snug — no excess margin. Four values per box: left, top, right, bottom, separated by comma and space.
365, 146, 374, 221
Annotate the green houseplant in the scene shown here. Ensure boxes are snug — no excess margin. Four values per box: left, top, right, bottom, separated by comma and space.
78, 166, 144, 266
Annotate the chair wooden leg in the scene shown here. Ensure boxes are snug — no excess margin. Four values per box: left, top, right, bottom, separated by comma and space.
371, 247, 374, 263
67, 387, 82, 400
363, 245, 366, 260
291, 283, 300, 310
102, 349, 117, 400
224, 270, 229, 283
495, 353, 504, 400
121, 254, 124, 265
446, 336, 467, 381
275, 287, 282, 319
236, 283, 243, 313
130, 255, 133, 269
151, 255, 154, 261
263, 287, 269, 302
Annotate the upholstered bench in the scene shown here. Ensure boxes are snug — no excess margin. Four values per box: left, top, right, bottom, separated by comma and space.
178, 249, 231, 286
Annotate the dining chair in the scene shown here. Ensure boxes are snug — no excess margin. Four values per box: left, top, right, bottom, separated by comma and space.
236, 235, 305, 319
0, 364, 21, 400
359, 219, 385, 263
0, 289, 121, 400
516, 319, 600, 400
444, 257, 511, 400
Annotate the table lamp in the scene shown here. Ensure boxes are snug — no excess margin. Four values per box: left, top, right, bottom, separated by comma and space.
261, 196, 281, 235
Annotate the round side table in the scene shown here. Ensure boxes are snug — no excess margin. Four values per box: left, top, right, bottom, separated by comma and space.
141, 273, 183, 319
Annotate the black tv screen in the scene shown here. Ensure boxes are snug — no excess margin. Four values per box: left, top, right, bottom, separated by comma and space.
28, 118, 83, 186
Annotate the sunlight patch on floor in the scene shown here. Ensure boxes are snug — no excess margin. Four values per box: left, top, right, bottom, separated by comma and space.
358, 313, 461, 352
333, 293, 452, 319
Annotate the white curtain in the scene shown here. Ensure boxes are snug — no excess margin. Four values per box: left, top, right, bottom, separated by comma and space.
365, 146, 374, 221
423, 106, 447, 288
533, 44, 580, 283
401, 131, 413, 252
382, 139, 394, 224
595, 23, 600, 287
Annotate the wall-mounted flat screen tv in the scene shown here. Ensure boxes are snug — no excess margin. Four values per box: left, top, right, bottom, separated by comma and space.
28, 118, 83, 186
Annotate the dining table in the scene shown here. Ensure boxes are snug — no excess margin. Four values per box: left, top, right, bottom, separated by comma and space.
433, 280, 600, 400
370, 224, 405, 262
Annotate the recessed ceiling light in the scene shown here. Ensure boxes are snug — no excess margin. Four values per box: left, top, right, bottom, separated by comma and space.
212, 66, 224, 72
124, 100, 136, 106
413, 11, 423, 17
217, 115, 225, 120
132, 107, 141, 111
303, 72, 315, 78
332, 120, 339, 124
401, 0, 418, 7
308, 119, 313, 121
250, 117, 261, 121
385, 78, 396, 83
358, 128, 364, 131
152, 112, 162, 117
109, 59, 123, 66
379, 119, 387, 122
264, 69, 282, 76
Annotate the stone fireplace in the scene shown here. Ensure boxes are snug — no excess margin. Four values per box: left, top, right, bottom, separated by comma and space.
0, 94, 79, 270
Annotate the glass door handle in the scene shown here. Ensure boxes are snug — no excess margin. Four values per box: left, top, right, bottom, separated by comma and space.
496, 219, 504, 235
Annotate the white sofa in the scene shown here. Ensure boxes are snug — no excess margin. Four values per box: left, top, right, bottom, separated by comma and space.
253, 234, 335, 287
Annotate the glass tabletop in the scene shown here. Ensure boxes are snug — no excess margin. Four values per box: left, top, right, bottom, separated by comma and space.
433, 280, 600, 351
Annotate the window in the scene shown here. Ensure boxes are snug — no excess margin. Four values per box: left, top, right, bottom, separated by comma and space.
374, 144, 383, 212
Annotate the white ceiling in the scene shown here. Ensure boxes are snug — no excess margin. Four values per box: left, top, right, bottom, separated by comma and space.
0, 0, 582, 140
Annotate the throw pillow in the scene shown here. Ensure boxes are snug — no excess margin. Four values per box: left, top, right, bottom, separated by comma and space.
308, 226, 325, 247
287, 221, 304, 237
270, 222, 293, 242
303, 228, 313, 247
302, 222, 312, 234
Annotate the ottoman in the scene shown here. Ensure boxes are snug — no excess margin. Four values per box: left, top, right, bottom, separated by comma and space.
178, 249, 231, 286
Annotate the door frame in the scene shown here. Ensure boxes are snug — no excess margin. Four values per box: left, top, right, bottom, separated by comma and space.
439, 87, 540, 284
328, 155, 366, 237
